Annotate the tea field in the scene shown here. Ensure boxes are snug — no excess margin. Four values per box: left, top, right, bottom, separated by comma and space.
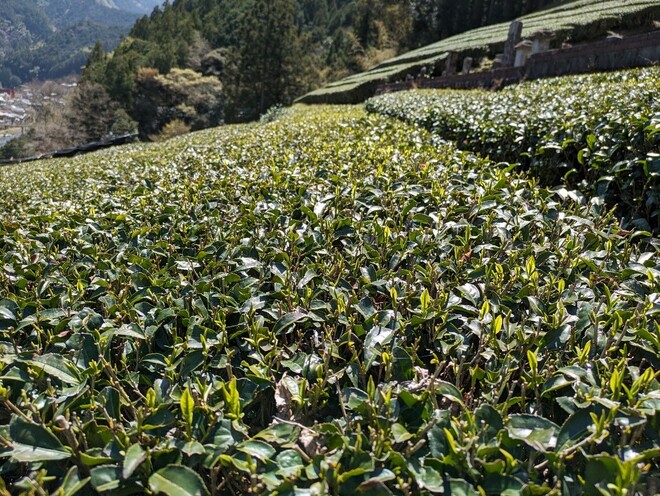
367, 68, 660, 232
0, 101, 658, 494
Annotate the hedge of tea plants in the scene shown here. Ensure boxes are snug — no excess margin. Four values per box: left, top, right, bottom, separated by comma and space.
0, 106, 658, 495
366, 68, 660, 231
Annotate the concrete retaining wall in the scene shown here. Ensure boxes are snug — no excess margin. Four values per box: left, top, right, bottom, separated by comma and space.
526, 30, 660, 79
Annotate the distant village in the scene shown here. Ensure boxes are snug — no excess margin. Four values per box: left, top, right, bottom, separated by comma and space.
0, 88, 29, 147
0, 81, 75, 148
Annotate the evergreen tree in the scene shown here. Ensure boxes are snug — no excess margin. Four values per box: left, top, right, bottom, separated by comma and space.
81, 41, 107, 83
354, 0, 381, 48
233, 0, 304, 121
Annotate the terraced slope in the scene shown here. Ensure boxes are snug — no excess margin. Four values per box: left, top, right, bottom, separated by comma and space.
299, 0, 660, 104
0, 102, 658, 494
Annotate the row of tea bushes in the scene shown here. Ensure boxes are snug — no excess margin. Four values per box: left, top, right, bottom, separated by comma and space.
366, 68, 660, 231
0, 106, 658, 494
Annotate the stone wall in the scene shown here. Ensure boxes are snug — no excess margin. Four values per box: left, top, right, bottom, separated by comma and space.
526, 30, 660, 79
376, 67, 524, 94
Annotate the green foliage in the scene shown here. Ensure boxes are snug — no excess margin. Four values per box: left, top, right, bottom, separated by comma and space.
365, 68, 660, 230
66, 81, 122, 142
0, 133, 35, 161
134, 67, 223, 136
259, 104, 292, 124
226, 0, 305, 121
110, 108, 138, 136
81, 40, 108, 82
0, 99, 658, 493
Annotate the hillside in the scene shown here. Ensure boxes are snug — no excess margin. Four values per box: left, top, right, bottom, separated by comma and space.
0, 0, 163, 87
300, 0, 660, 104
1, 23, 127, 84
0, 67, 657, 494
0, 1, 53, 57
106, 0, 164, 14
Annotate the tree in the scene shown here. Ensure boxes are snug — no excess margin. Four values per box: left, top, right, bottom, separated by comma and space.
81, 41, 107, 83
0, 133, 35, 160
354, 0, 382, 48
231, 0, 304, 121
134, 67, 223, 137
65, 82, 121, 142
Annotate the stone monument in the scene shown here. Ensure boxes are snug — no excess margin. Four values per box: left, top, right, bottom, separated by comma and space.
502, 21, 523, 67
462, 57, 474, 74
530, 29, 555, 54
514, 39, 533, 67
444, 51, 458, 76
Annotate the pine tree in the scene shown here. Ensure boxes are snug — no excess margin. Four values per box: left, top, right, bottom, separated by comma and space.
233, 0, 303, 121
81, 41, 107, 84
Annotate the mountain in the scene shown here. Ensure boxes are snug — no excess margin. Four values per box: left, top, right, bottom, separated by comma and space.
0, 1, 54, 57
38, 1, 144, 28
38, 0, 164, 25
0, 0, 164, 86
112, 1, 164, 13
2, 22, 126, 83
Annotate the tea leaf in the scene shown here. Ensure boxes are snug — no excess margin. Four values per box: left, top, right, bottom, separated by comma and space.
123, 444, 147, 480
148, 465, 209, 496
8, 418, 70, 462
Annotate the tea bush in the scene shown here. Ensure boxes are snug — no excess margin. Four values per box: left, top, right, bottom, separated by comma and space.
0, 105, 658, 495
366, 68, 660, 231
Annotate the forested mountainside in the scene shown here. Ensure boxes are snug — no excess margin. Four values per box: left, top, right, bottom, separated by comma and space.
82, 0, 567, 131
39, 1, 162, 28
0, 0, 162, 86
0, 1, 53, 58
102, 0, 164, 14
